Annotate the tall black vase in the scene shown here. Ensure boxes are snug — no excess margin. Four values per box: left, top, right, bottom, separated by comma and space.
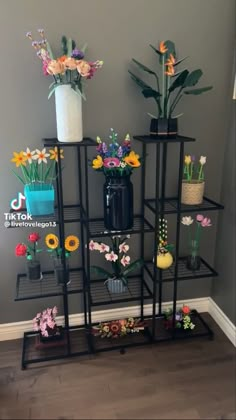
103, 175, 133, 231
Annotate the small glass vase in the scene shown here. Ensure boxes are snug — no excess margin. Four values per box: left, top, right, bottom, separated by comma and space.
186, 240, 201, 271
53, 257, 70, 285
26, 260, 42, 281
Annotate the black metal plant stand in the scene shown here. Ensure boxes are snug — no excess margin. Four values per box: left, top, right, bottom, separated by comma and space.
15, 135, 223, 369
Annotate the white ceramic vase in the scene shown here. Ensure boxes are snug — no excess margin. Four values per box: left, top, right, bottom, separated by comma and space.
55, 84, 83, 142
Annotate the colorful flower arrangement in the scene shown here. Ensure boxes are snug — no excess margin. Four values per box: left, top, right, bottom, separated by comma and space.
33, 306, 59, 337
26, 29, 103, 99
91, 129, 141, 176
45, 233, 80, 258
164, 305, 195, 330
15, 232, 42, 261
89, 235, 143, 286
183, 155, 206, 182
92, 318, 146, 338
11, 147, 63, 186
129, 40, 212, 119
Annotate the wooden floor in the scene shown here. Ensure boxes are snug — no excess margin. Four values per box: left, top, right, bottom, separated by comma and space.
0, 314, 235, 420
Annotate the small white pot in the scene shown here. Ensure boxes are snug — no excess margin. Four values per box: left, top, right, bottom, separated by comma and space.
55, 84, 83, 142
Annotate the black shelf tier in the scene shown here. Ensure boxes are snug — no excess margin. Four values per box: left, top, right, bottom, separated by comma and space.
89, 276, 153, 306
43, 137, 96, 147
144, 257, 218, 283
133, 134, 196, 143
91, 328, 151, 353
21, 326, 90, 368
15, 268, 84, 301
87, 215, 154, 237
151, 310, 213, 342
145, 196, 224, 214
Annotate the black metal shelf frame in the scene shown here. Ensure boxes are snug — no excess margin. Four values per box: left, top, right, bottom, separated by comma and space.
17, 135, 223, 368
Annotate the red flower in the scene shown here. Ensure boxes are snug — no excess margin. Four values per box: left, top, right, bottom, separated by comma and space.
182, 305, 191, 315
109, 321, 121, 335
15, 243, 27, 257
28, 232, 40, 243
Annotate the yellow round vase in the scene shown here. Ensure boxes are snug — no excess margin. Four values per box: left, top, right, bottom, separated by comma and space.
156, 252, 173, 269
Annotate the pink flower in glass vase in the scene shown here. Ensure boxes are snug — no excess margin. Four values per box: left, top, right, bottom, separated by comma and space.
121, 255, 130, 267
196, 214, 204, 222
105, 251, 118, 262
201, 217, 212, 227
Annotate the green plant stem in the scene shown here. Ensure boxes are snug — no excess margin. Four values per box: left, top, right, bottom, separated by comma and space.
198, 164, 203, 181
161, 55, 165, 118
169, 86, 183, 116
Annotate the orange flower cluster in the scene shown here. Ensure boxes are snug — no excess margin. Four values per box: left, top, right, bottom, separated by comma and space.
159, 41, 176, 77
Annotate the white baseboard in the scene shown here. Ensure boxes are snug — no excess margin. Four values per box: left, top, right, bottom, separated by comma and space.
208, 298, 236, 346
0, 297, 235, 347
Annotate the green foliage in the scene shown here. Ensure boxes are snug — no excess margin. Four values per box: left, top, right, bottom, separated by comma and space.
184, 86, 213, 95
169, 70, 189, 93
142, 88, 161, 99
183, 69, 203, 87
132, 59, 157, 77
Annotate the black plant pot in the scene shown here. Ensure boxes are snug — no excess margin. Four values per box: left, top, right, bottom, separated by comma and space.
26, 260, 42, 281
103, 175, 133, 231
150, 118, 178, 137
39, 326, 64, 343
186, 255, 201, 271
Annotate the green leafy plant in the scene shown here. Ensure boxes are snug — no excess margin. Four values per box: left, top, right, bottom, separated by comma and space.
129, 40, 212, 119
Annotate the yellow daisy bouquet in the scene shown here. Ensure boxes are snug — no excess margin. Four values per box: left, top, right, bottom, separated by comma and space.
11, 147, 64, 186
91, 129, 141, 176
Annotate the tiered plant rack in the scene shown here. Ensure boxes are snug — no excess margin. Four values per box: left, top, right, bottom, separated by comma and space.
14, 135, 223, 369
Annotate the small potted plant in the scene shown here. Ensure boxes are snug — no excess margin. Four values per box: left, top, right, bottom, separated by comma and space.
11, 146, 64, 216
164, 305, 195, 331
26, 29, 103, 142
15, 232, 42, 281
129, 40, 212, 136
156, 218, 174, 269
92, 317, 146, 339
91, 129, 141, 231
33, 306, 63, 342
89, 235, 143, 294
181, 155, 206, 205
181, 214, 212, 270
45, 233, 80, 284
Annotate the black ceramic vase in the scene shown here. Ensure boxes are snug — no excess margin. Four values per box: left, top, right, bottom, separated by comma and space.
103, 175, 133, 231
150, 118, 178, 137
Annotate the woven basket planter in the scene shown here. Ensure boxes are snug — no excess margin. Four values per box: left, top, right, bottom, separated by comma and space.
181, 181, 205, 205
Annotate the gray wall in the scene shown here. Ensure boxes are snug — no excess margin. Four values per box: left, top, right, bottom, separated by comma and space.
212, 97, 236, 324
0, 0, 235, 323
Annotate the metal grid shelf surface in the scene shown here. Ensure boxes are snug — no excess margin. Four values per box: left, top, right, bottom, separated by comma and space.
144, 257, 218, 283
43, 137, 96, 147
22, 326, 90, 368
145, 197, 224, 214
90, 276, 152, 306
88, 215, 154, 237
92, 329, 151, 353
133, 134, 195, 143
15, 268, 84, 301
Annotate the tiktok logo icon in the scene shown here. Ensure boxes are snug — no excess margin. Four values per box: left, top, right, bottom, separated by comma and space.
10, 192, 26, 211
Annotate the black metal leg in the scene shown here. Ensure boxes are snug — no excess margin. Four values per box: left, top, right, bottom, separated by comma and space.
140, 143, 146, 320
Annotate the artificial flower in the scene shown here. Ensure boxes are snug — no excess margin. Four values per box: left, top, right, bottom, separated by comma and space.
72, 48, 84, 59
121, 255, 130, 267
15, 243, 27, 257
110, 321, 121, 334
89, 240, 100, 251
45, 233, 59, 249
105, 251, 118, 262
123, 151, 140, 168
33, 148, 50, 164
196, 214, 204, 222
49, 147, 64, 162
165, 65, 175, 76
65, 235, 80, 252
120, 162, 127, 168
184, 155, 191, 165
92, 155, 103, 169
182, 305, 191, 315
165, 53, 176, 66
103, 157, 120, 168
119, 242, 129, 253
28, 232, 40, 243
201, 217, 212, 227
199, 156, 207, 165
181, 216, 194, 226
159, 41, 168, 54
77, 60, 91, 77
57, 55, 67, 63
99, 243, 110, 253
23, 148, 35, 164
64, 57, 78, 70
47, 60, 65, 75
11, 151, 27, 167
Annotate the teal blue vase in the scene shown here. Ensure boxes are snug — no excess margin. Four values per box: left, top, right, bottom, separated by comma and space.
24, 183, 55, 216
